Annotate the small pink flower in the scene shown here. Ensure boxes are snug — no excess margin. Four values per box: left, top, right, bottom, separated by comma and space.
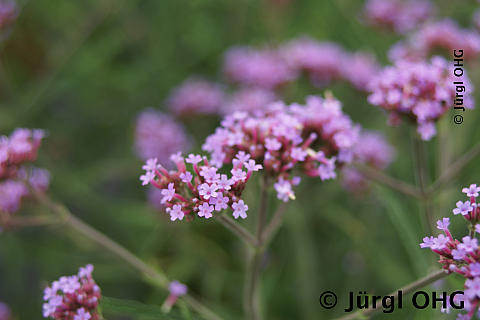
232, 200, 248, 219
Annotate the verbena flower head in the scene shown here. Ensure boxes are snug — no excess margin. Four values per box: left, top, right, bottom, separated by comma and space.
223, 88, 277, 116
0, 302, 11, 320
140, 152, 261, 221
223, 46, 296, 89
420, 185, 480, 319
341, 130, 395, 192
134, 109, 191, 166
43, 265, 101, 320
363, 0, 433, 33
389, 19, 480, 61
280, 38, 346, 87
168, 281, 187, 297
166, 77, 225, 116
203, 94, 359, 202
368, 56, 474, 140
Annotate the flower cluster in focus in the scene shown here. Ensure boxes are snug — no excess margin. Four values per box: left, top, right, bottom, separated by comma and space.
203, 94, 359, 202
140, 153, 261, 221
368, 56, 474, 140
0, 129, 50, 214
421, 184, 480, 320
43, 265, 101, 320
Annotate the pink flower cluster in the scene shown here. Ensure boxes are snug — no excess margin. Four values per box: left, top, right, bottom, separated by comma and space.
280, 38, 380, 90
341, 130, 395, 192
43, 265, 101, 320
134, 109, 191, 166
368, 56, 474, 140
203, 95, 359, 202
389, 19, 480, 61
223, 46, 297, 89
420, 184, 480, 320
0, 0, 17, 30
0, 129, 50, 213
166, 77, 226, 116
140, 153, 261, 221
363, 0, 433, 33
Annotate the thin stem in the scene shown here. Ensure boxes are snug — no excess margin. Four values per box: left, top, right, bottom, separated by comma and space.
427, 142, 480, 195
352, 163, 422, 199
335, 269, 448, 320
261, 202, 288, 247
215, 214, 258, 247
413, 138, 434, 233
244, 176, 269, 320
30, 190, 223, 320
2, 216, 58, 229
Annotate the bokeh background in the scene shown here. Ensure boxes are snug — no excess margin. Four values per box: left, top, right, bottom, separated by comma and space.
1, 0, 480, 319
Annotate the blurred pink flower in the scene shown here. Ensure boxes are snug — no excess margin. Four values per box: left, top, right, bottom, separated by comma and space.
166, 77, 225, 116
134, 109, 191, 166
389, 19, 480, 61
363, 0, 433, 33
0, 0, 18, 30
0, 302, 11, 320
223, 88, 277, 116
223, 46, 296, 89
281, 38, 345, 87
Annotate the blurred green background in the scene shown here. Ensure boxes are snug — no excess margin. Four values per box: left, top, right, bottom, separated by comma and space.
1, 0, 479, 319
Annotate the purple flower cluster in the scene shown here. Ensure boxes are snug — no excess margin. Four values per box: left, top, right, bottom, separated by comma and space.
420, 185, 480, 320
43, 265, 101, 320
203, 95, 359, 202
140, 153, 261, 221
280, 38, 380, 90
223, 46, 297, 89
341, 130, 395, 192
368, 56, 474, 140
166, 77, 226, 117
389, 19, 480, 61
134, 109, 191, 166
0, 129, 50, 214
363, 0, 433, 33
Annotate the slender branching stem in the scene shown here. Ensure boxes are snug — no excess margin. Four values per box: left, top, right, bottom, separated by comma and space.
261, 202, 288, 248
30, 189, 223, 320
427, 142, 480, 195
352, 163, 422, 199
216, 214, 258, 247
244, 175, 270, 320
335, 269, 448, 320
413, 137, 434, 233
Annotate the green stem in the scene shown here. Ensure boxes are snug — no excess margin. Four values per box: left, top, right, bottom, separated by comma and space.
216, 214, 258, 247
413, 137, 434, 233
352, 163, 422, 199
244, 176, 269, 320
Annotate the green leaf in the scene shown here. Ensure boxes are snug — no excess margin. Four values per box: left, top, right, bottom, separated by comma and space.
101, 296, 193, 320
